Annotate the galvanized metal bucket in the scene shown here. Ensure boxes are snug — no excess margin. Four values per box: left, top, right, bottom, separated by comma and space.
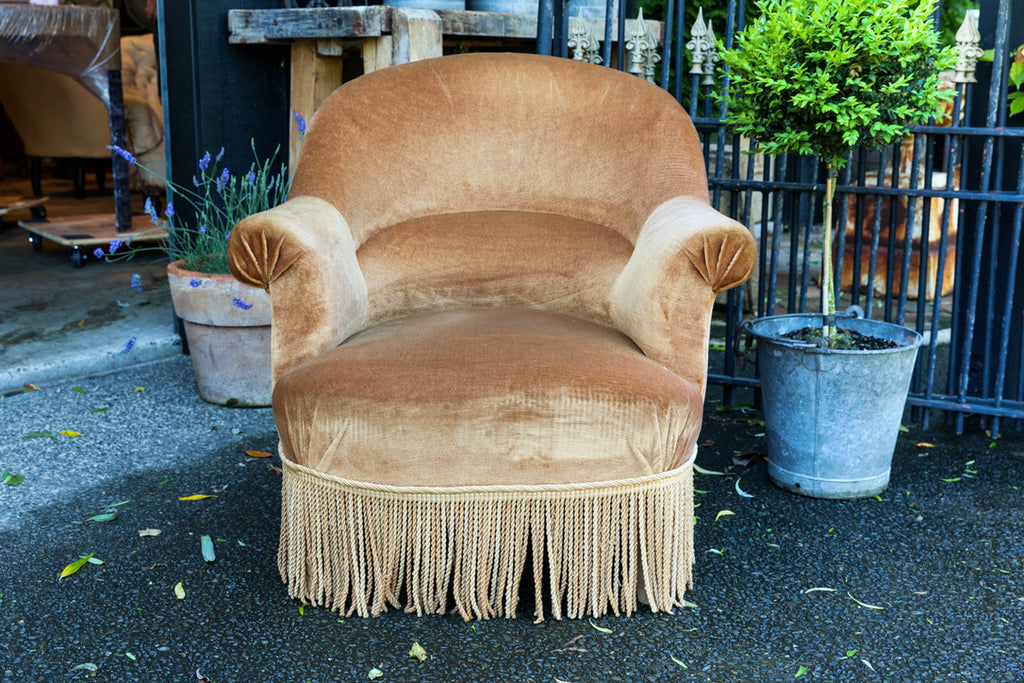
747, 309, 923, 499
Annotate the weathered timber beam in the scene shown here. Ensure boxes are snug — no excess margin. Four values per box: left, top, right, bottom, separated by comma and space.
228, 7, 660, 44
435, 10, 538, 39
228, 7, 390, 44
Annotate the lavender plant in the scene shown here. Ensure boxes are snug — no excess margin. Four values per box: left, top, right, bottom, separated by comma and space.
103, 113, 304, 274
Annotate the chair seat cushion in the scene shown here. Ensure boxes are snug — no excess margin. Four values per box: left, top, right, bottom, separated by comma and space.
273, 307, 703, 487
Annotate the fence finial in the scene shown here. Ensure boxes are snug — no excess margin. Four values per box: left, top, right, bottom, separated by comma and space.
686, 7, 709, 76
953, 9, 983, 84
626, 7, 660, 82
703, 19, 720, 86
568, 8, 602, 64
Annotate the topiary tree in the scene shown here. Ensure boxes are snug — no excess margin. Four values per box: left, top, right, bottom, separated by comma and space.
719, 0, 956, 339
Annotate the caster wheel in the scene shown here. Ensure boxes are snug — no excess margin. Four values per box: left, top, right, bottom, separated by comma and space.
31, 206, 46, 220
28, 234, 43, 251
71, 247, 85, 267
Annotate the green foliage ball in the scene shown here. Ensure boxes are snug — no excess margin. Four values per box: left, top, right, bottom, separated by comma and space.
719, 0, 957, 169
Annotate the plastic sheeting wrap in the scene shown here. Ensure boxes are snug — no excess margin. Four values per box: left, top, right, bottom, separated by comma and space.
0, 4, 120, 106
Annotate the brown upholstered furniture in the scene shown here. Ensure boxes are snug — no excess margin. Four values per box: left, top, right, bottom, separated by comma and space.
228, 52, 756, 621
0, 33, 164, 197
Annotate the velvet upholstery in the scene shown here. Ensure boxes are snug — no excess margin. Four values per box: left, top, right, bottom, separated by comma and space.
227, 53, 756, 620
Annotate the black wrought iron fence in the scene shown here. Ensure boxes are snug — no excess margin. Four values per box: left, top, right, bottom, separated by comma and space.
538, 0, 1024, 434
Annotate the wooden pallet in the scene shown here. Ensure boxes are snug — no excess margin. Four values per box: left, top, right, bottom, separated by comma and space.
18, 213, 168, 267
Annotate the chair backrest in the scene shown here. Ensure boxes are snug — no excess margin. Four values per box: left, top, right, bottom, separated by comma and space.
0, 61, 110, 159
290, 52, 710, 248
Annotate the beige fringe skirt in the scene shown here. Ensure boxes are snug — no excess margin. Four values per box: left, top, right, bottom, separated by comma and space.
277, 448, 696, 622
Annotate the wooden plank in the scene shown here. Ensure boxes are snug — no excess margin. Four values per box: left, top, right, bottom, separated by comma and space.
289, 40, 346, 166
228, 7, 389, 44
230, 7, 659, 43
435, 10, 661, 42
0, 196, 48, 217
436, 9, 537, 39
391, 8, 442, 65
361, 36, 393, 74
18, 214, 167, 248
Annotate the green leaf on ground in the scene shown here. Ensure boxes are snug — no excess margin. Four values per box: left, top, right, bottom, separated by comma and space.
59, 553, 94, 580
22, 431, 56, 439
795, 666, 809, 678
588, 619, 613, 634
201, 535, 216, 563
87, 512, 117, 522
2, 471, 24, 486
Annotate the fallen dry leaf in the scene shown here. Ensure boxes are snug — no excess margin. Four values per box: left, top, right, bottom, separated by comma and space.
23, 384, 40, 392
138, 528, 162, 537
268, 466, 283, 474
174, 581, 186, 600
732, 451, 764, 467
848, 592, 884, 610
244, 449, 273, 458
409, 642, 428, 663
915, 442, 937, 448
59, 430, 82, 437
178, 494, 214, 501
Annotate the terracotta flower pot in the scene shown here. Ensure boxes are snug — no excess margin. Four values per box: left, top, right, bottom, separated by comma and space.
167, 260, 271, 407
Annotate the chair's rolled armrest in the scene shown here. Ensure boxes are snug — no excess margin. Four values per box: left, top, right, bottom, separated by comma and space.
228, 195, 369, 383
611, 196, 756, 395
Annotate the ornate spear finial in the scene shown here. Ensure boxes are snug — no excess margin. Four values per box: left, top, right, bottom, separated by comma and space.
626, 7, 660, 82
953, 9, 983, 84
686, 7, 709, 76
703, 19, 720, 86
568, 8, 602, 64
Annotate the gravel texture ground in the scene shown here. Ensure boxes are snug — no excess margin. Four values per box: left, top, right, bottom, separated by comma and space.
1, 356, 1022, 682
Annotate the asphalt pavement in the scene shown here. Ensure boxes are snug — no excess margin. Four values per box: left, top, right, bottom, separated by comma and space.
1, 356, 1022, 682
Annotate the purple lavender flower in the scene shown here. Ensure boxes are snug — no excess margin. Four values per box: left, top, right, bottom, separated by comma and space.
232, 297, 253, 310
108, 145, 136, 165
199, 151, 211, 171
108, 238, 123, 253
165, 203, 175, 218
246, 171, 257, 184
144, 197, 158, 223
189, 279, 201, 288
294, 111, 306, 136
130, 273, 142, 292
198, 225, 207, 234
217, 168, 230, 192
122, 336, 136, 354
93, 247, 104, 259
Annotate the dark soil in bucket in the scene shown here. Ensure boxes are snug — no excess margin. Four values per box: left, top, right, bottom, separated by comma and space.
782, 326, 900, 350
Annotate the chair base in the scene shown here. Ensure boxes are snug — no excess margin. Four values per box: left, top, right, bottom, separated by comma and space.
276, 449, 697, 621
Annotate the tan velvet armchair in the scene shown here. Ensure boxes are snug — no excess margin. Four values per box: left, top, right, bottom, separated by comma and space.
228, 52, 755, 621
